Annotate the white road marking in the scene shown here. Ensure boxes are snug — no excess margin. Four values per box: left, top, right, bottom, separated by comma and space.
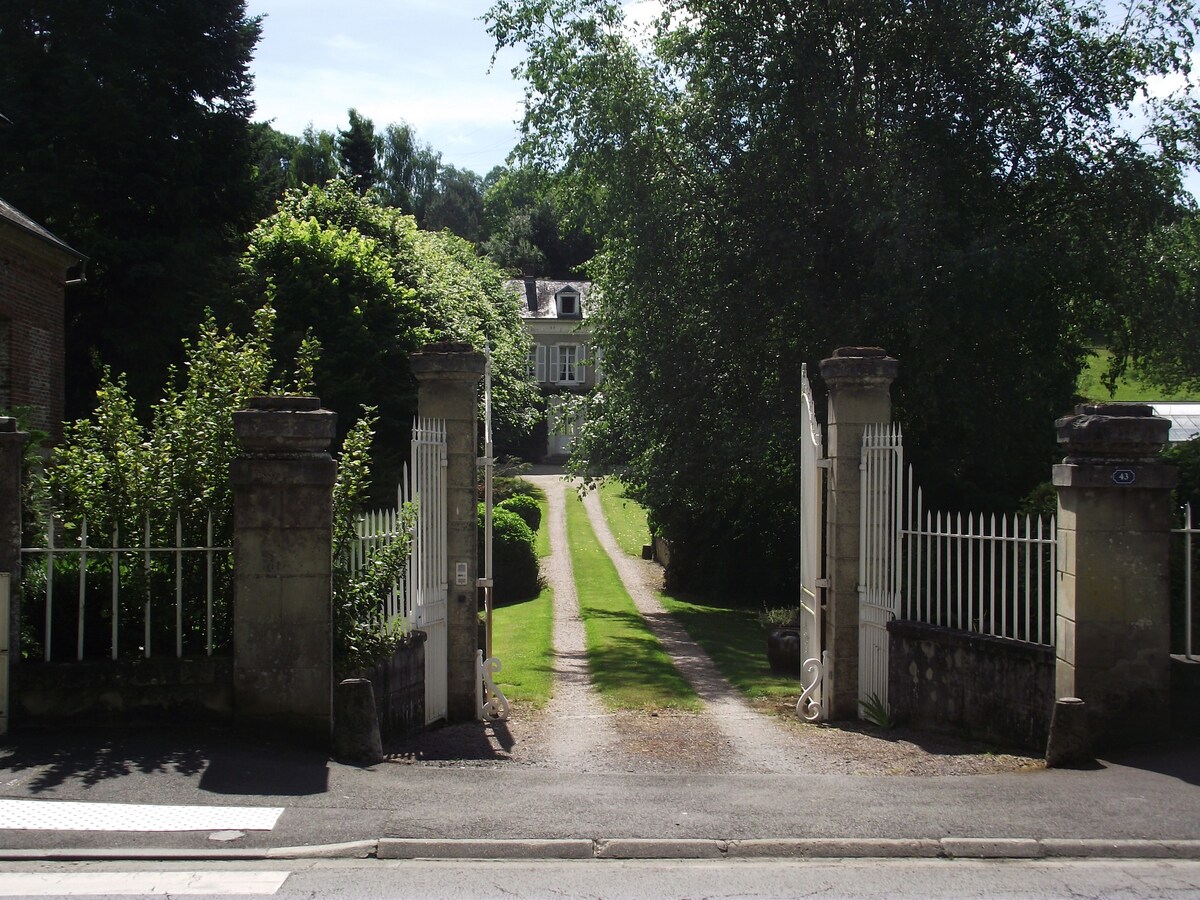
0, 870, 289, 895
0, 799, 283, 832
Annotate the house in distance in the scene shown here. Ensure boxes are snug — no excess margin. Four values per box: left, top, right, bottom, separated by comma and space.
510, 276, 600, 461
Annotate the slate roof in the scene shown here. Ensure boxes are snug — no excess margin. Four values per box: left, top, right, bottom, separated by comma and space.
1152, 403, 1200, 443
507, 278, 592, 319
0, 197, 85, 261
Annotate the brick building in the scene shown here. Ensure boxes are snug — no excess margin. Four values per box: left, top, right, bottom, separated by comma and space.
0, 198, 84, 440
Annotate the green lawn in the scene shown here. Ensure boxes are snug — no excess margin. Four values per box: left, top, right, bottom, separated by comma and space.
593, 486, 804, 714
658, 594, 805, 708
490, 487, 553, 707
565, 492, 700, 711
597, 478, 651, 559
1078, 349, 1200, 402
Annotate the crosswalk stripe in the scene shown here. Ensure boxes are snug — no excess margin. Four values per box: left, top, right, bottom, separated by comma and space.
0, 871, 289, 896
0, 799, 283, 832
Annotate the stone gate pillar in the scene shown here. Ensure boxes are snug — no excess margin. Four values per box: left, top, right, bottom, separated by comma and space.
410, 343, 486, 723
819, 347, 899, 720
231, 397, 337, 743
1054, 403, 1176, 747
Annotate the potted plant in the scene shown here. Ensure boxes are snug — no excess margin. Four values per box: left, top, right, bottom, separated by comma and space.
759, 607, 803, 677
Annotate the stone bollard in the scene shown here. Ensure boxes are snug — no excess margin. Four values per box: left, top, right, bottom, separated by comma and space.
1045, 697, 1093, 768
333, 678, 384, 765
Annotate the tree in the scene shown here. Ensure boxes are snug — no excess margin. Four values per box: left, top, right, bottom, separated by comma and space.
337, 108, 381, 194
487, 0, 1200, 598
378, 122, 442, 223
0, 0, 263, 418
288, 125, 340, 190
425, 165, 486, 242
241, 180, 536, 493
248, 122, 300, 222
482, 166, 595, 276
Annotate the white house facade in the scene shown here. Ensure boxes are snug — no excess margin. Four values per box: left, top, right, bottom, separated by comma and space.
509, 277, 600, 459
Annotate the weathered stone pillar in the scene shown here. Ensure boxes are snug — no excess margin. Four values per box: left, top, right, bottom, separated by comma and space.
1054, 402, 1176, 747
231, 397, 337, 743
819, 347, 899, 720
410, 343, 485, 723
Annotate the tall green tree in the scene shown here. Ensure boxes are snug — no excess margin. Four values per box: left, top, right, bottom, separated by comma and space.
337, 108, 381, 194
288, 125, 340, 190
378, 122, 442, 223
488, 0, 1200, 598
241, 180, 536, 493
482, 166, 595, 276
425, 165, 486, 242
0, 0, 262, 418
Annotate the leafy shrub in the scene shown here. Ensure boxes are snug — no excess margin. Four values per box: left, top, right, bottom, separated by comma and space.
480, 504, 540, 604
497, 493, 541, 532
332, 410, 415, 676
492, 476, 540, 504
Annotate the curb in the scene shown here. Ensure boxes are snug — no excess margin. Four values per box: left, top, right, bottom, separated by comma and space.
2, 837, 1200, 862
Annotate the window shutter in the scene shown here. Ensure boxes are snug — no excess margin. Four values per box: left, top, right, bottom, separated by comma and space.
595, 347, 604, 384
535, 344, 546, 383
549, 345, 560, 383
579, 344, 589, 384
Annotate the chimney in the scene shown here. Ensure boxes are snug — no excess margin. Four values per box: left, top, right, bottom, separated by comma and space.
524, 276, 539, 313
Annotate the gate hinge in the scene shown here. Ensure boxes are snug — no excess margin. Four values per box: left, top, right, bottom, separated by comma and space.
817, 458, 832, 469
477, 577, 493, 588
477, 456, 493, 466
816, 578, 830, 588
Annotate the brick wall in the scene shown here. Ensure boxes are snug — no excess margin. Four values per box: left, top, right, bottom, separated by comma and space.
0, 239, 67, 440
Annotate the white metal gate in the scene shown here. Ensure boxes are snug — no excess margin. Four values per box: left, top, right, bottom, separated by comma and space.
797, 365, 827, 721
858, 423, 904, 716
409, 417, 448, 724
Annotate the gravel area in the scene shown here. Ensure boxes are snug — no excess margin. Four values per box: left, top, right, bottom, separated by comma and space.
387, 474, 1042, 777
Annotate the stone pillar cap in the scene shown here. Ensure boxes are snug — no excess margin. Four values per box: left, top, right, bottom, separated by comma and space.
233, 398, 337, 456
411, 344, 487, 380
819, 347, 899, 385
1056, 402, 1170, 465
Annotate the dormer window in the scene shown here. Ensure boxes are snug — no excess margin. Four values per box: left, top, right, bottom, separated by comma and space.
556, 287, 581, 318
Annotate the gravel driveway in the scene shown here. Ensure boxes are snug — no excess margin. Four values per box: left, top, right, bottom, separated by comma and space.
389, 474, 1042, 777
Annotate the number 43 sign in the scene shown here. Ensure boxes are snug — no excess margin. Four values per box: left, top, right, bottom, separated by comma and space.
1112, 468, 1137, 486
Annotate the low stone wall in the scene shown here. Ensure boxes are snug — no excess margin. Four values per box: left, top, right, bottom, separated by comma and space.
887, 620, 1055, 753
363, 631, 426, 744
13, 657, 234, 726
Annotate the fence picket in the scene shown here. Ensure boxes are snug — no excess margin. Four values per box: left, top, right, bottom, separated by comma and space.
864, 429, 1057, 647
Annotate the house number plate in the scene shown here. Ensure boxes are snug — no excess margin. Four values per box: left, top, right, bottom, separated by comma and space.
1112, 468, 1136, 485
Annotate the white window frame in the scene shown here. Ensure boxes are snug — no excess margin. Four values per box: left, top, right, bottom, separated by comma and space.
556, 288, 580, 318
551, 343, 585, 385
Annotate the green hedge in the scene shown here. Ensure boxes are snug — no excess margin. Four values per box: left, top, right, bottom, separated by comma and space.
480, 504, 541, 603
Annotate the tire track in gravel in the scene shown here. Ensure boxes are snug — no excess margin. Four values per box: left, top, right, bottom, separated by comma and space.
580, 488, 815, 773
521, 474, 626, 772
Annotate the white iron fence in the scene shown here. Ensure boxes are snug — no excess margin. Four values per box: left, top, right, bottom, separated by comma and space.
1177, 503, 1197, 660
860, 424, 1058, 648
349, 418, 448, 725
21, 511, 231, 662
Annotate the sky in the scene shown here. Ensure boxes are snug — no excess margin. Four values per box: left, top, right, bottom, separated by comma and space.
244, 0, 527, 177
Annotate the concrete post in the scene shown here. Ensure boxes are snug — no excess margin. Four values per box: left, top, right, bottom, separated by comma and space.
410, 343, 486, 723
819, 347, 899, 720
231, 396, 338, 743
1053, 402, 1176, 747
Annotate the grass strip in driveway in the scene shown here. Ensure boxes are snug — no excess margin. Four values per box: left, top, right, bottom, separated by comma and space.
657, 594, 803, 709
491, 490, 553, 707
565, 492, 700, 711
591, 485, 801, 710
597, 478, 651, 559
